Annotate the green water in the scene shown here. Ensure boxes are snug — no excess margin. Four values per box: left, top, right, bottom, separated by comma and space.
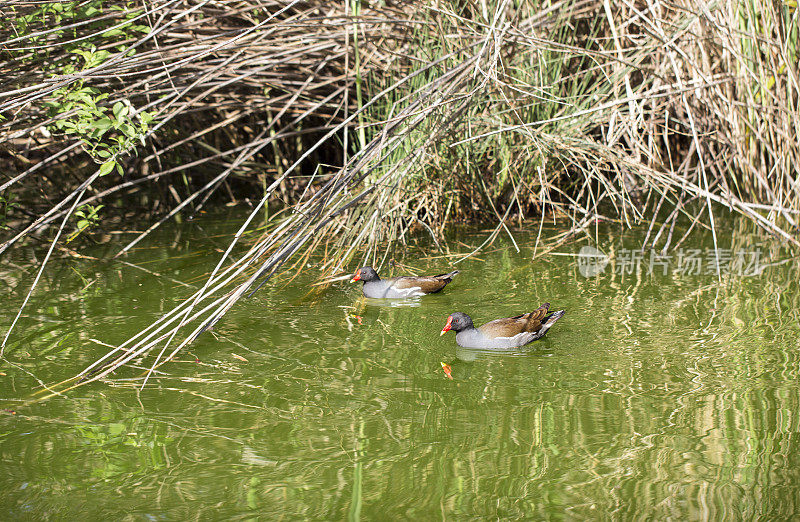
1, 213, 799, 519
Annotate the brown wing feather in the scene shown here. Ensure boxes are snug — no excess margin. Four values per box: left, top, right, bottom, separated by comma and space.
387, 270, 457, 293
478, 303, 551, 338
391, 276, 449, 293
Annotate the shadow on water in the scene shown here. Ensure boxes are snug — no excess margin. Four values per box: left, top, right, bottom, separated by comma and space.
1, 212, 799, 519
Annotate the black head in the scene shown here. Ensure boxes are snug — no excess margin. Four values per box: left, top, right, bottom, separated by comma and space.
352, 266, 380, 283
440, 312, 474, 335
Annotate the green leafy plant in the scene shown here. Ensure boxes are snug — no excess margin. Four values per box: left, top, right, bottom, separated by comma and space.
12, 2, 156, 169
43, 50, 154, 167
0, 194, 18, 230
11, 1, 149, 65
67, 203, 104, 243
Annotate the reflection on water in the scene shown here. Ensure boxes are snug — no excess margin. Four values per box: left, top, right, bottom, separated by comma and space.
362, 296, 423, 307
1, 214, 799, 519
453, 345, 546, 362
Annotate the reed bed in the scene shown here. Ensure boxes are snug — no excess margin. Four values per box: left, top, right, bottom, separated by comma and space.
1, 0, 798, 384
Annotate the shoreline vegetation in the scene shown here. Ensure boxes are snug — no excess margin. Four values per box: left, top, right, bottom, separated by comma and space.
1, 0, 799, 384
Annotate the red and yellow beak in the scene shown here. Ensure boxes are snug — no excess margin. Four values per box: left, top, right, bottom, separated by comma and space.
351, 269, 361, 282
440, 315, 453, 336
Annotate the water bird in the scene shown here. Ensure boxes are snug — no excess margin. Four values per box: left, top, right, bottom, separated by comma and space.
351, 266, 459, 299
440, 303, 565, 349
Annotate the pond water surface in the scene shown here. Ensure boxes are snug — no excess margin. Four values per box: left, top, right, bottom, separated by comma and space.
1, 212, 799, 519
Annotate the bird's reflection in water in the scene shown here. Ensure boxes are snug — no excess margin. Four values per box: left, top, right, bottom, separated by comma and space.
362, 297, 422, 308
439, 344, 554, 379
455, 346, 537, 361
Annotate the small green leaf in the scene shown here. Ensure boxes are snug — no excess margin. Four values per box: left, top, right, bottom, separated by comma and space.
94, 117, 113, 131
113, 102, 127, 121
98, 160, 115, 176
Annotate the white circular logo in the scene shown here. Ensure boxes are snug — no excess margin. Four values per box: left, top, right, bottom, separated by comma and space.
578, 246, 609, 277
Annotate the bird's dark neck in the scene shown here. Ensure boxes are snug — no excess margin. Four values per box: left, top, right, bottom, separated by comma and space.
455, 322, 476, 333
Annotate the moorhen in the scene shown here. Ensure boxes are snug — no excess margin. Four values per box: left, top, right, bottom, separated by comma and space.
440, 303, 565, 349
352, 266, 459, 299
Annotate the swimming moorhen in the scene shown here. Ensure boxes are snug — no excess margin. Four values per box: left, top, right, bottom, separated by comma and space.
352, 266, 459, 299
440, 303, 565, 349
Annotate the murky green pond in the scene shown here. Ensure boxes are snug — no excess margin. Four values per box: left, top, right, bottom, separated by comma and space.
2, 212, 799, 519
